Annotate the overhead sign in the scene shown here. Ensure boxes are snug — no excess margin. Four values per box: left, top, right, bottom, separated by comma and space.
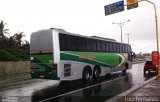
104, 0, 124, 16
152, 51, 159, 65
126, 0, 138, 10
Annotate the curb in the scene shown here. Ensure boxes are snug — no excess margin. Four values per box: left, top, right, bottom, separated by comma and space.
132, 61, 145, 64
0, 73, 31, 90
105, 76, 156, 102
0, 77, 31, 90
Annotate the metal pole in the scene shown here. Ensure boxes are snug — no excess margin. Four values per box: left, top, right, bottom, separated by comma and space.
143, 0, 159, 77
112, 20, 130, 43
120, 0, 159, 77
137, 0, 159, 77
142, 0, 159, 52
128, 34, 129, 44
120, 26, 123, 42
126, 33, 130, 44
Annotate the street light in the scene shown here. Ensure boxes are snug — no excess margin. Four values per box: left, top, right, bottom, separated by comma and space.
112, 20, 130, 42
125, 33, 130, 44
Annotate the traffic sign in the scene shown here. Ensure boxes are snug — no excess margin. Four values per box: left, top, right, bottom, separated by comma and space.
126, 0, 138, 10
104, 0, 124, 16
152, 51, 159, 65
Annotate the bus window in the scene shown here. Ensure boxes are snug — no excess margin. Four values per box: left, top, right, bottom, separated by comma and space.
92, 39, 97, 52
113, 43, 116, 53
71, 36, 79, 51
116, 43, 120, 53
59, 34, 65, 51
102, 41, 106, 52
128, 45, 131, 52
97, 40, 102, 52
125, 45, 128, 52
65, 35, 71, 51
79, 37, 86, 51
105, 42, 110, 52
122, 44, 125, 53
86, 38, 92, 51
109, 43, 113, 52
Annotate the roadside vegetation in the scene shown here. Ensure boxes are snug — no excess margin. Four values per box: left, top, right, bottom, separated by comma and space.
0, 20, 30, 61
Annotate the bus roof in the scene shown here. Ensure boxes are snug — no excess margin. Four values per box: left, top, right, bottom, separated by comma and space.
32, 28, 129, 45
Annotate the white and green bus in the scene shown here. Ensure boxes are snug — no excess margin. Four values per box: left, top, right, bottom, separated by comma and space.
30, 28, 134, 81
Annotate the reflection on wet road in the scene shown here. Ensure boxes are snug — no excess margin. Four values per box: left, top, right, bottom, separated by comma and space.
128, 63, 156, 86
0, 63, 156, 102
33, 73, 132, 102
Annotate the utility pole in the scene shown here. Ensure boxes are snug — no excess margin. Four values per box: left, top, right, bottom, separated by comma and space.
125, 33, 130, 44
112, 20, 130, 42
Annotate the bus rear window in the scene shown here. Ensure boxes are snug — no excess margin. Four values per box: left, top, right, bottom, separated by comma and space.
30, 30, 53, 53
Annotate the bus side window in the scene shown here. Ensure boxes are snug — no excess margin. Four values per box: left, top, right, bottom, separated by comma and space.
128, 46, 131, 52
116, 43, 119, 53
126, 45, 129, 52
122, 44, 125, 53
86, 38, 92, 52
92, 39, 97, 52
120, 44, 122, 53
105, 42, 109, 52
112, 43, 116, 53
79, 37, 86, 51
110, 43, 113, 52
125, 45, 127, 53
70, 36, 79, 51
102, 41, 106, 52
59, 33, 66, 51
97, 40, 102, 52
65, 35, 71, 51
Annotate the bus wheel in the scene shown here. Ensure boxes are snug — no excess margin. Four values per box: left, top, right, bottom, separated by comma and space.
82, 66, 92, 81
106, 73, 111, 77
144, 70, 146, 75
93, 66, 101, 79
122, 64, 127, 74
122, 69, 126, 74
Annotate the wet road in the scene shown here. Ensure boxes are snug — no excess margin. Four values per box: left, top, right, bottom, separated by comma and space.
0, 63, 156, 102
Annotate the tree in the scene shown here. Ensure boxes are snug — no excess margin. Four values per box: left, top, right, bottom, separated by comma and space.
13, 32, 26, 47
8, 36, 16, 48
0, 20, 9, 49
0, 20, 9, 39
0, 20, 30, 61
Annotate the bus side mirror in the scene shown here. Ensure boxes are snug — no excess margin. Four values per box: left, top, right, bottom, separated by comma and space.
131, 52, 136, 58
129, 52, 135, 62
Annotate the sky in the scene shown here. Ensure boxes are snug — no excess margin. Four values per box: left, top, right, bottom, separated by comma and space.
0, 0, 160, 54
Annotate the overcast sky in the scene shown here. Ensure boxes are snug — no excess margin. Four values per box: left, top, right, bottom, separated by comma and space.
0, 0, 160, 53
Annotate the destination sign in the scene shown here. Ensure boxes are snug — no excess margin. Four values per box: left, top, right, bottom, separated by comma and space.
104, 0, 124, 16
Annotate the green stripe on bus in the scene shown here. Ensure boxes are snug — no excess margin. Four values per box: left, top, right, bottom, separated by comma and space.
31, 54, 53, 68
31, 54, 59, 80
60, 51, 125, 67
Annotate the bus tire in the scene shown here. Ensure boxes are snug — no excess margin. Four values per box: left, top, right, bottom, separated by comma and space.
82, 66, 92, 81
93, 66, 101, 79
144, 69, 146, 75
106, 73, 111, 77
122, 64, 128, 74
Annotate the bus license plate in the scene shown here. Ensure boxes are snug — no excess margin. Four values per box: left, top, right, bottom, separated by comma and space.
40, 75, 44, 78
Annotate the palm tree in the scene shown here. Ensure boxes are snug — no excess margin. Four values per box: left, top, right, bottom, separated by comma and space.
0, 20, 9, 39
14, 32, 26, 47
0, 20, 9, 49
8, 36, 16, 48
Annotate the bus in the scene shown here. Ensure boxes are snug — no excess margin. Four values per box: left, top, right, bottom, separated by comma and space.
30, 28, 134, 81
